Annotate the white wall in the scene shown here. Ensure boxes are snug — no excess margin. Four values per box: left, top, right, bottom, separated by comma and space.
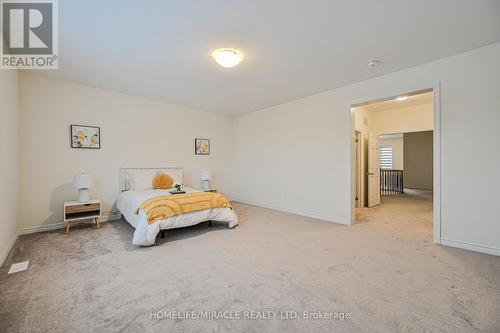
234, 42, 500, 253
0, 71, 19, 265
370, 103, 433, 134
380, 136, 403, 170
18, 73, 234, 229
233, 92, 347, 222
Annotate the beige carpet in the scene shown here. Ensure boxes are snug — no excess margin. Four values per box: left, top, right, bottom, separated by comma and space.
1, 193, 499, 332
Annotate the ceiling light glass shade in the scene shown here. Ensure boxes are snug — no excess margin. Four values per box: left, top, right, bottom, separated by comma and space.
396, 96, 409, 101
212, 48, 243, 68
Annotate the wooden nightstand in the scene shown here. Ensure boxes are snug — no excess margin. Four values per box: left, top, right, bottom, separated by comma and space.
64, 200, 102, 234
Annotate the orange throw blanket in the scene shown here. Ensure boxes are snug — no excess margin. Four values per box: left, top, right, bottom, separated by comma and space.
137, 192, 232, 225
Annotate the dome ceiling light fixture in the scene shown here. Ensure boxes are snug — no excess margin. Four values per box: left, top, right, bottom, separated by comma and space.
212, 48, 243, 68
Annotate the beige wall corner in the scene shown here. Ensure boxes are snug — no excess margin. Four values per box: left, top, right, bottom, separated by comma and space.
0, 70, 20, 266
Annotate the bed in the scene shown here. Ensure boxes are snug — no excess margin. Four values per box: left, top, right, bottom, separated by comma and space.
117, 167, 238, 246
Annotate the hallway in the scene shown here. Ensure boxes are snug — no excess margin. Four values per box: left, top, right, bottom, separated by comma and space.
355, 190, 433, 240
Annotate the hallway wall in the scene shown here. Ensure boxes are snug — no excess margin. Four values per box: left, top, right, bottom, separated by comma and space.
404, 131, 433, 190
380, 135, 404, 170
370, 103, 433, 134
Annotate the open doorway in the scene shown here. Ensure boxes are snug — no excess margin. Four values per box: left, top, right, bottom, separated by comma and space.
351, 89, 439, 242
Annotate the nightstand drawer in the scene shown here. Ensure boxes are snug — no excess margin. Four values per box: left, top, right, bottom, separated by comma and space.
65, 203, 100, 214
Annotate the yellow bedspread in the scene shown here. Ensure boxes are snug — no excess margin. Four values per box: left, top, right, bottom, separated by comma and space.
137, 192, 232, 225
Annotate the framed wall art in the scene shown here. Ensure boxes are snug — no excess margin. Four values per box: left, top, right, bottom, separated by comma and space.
195, 138, 210, 155
71, 125, 101, 149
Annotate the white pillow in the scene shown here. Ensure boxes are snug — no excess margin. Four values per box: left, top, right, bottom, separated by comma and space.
129, 171, 154, 190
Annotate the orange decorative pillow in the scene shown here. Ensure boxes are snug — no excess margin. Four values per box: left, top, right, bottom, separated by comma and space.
153, 173, 173, 189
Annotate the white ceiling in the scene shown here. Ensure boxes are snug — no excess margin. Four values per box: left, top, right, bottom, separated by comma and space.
32, 0, 500, 115
362, 92, 433, 112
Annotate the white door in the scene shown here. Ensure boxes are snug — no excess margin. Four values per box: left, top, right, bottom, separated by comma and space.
368, 133, 381, 207
355, 132, 361, 208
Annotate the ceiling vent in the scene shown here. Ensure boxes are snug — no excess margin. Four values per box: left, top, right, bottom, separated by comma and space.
367, 59, 382, 68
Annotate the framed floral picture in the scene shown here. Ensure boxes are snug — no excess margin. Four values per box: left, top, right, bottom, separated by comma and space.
195, 138, 210, 155
71, 125, 101, 149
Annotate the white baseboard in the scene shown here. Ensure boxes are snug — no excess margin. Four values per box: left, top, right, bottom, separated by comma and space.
231, 197, 348, 225
0, 230, 20, 268
441, 238, 500, 257
19, 212, 122, 235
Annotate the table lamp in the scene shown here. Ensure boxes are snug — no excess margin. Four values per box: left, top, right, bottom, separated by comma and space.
73, 173, 93, 203
200, 171, 211, 190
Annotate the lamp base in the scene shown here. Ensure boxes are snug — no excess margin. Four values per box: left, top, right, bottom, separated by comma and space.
77, 188, 90, 203
201, 180, 211, 190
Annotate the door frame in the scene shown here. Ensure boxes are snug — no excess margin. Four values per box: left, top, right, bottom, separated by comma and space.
347, 82, 441, 244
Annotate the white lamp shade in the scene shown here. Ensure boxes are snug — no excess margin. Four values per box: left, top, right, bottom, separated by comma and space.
73, 174, 93, 189
200, 170, 211, 181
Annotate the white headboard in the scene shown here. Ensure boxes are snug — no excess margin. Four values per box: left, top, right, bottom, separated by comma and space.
119, 167, 184, 192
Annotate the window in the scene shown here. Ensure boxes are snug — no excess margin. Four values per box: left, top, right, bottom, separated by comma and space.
380, 145, 393, 169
